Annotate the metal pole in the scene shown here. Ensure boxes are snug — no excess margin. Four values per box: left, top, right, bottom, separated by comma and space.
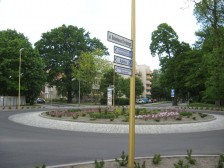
128, 0, 136, 167
18, 48, 24, 110
113, 68, 115, 107
79, 79, 80, 106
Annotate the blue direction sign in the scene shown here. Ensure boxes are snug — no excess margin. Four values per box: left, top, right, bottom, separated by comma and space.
114, 55, 132, 67
114, 65, 132, 76
171, 89, 175, 97
114, 46, 132, 58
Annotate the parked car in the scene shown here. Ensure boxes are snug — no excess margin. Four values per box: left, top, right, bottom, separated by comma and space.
151, 99, 157, 103
36, 98, 45, 103
136, 99, 144, 104
141, 97, 150, 103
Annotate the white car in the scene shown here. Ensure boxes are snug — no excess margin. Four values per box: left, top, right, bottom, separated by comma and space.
136, 99, 144, 104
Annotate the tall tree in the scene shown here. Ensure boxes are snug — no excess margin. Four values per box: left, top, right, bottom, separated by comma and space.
0, 29, 46, 104
150, 23, 180, 60
194, 0, 224, 105
35, 25, 108, 103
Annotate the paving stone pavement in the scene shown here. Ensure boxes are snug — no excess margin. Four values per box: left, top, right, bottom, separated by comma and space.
8, 112, 224, 134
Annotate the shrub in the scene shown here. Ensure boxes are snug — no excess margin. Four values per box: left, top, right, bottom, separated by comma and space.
217, 154, 224, 168
115, 151, 128, 166
199, 113, 208, 118
192, 116, 196, 120
185, 149, 196, 165
136, 108, 141, 115
154, 118, 160, 122
67, 109, 81, 112
94, 160, 104, 168
152, 154, 161, 165
122, 116, 129, 122
176, 116, 182, 121
72, 114, 79, 119
179, 112, 192, 118
174, 160, 189, 168
89, 112, 115, 119
35, 164, 46, 168
134, 161, 146, 168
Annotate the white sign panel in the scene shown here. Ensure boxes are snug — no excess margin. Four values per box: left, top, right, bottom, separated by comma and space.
107, 31, 132, 49
114, 46, 132, 58
114, 55, 132, 67
107, 88, 113, 106
115, 65, 132, 76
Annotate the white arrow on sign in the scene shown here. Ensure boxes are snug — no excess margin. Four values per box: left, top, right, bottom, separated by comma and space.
114, 55, 132, 67
114, 65, 132, 76
114, 46, 132, 58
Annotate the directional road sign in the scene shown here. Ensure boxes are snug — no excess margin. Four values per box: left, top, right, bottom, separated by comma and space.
114, 65, 132, 76
114, 55, 132, 67
107, 31, 132, 49
114, 46, 132, 58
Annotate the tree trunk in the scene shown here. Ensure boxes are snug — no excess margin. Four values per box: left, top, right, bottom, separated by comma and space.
67, 90, 73, 103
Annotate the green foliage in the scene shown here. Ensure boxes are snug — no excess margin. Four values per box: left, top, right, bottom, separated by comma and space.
217, 154, 224, 168
185, 149, 196, 165
0, 29, 46, 104
152, 154, 162, 165
134, 161, 146, 168
35, 164, 46, 168
35, 24, 108, 103
89, 112, 115, 119
179, 112, 192, 118
199, 113, 208, 118
115, 151, 128, 166
174, 160, 189, 168
94, 160, 104, 168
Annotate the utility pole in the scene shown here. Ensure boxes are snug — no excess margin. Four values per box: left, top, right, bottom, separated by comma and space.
128, 0, 136, 167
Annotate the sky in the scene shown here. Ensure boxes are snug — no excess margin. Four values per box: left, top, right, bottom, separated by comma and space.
0, 0, 200, 70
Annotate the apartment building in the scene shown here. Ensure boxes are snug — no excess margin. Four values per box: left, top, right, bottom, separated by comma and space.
136, 64, 152, 97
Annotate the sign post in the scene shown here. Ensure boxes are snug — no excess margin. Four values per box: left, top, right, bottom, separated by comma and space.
128, 0, 136, 167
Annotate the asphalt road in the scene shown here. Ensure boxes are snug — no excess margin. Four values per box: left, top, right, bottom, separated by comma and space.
0, 110, 224, 168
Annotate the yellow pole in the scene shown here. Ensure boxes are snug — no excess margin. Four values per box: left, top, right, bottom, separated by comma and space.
18, 48, 24, 110
128, 0, 136, 167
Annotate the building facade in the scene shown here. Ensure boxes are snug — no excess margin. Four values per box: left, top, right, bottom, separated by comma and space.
136, 64, 152, 97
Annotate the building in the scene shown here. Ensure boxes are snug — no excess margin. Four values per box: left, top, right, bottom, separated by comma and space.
136, 64, 152, 97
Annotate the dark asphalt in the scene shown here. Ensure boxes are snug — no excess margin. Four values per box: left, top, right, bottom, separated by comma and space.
0, 110, 223, 168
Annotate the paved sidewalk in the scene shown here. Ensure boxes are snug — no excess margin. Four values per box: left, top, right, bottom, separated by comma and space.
8, 112, 224, 134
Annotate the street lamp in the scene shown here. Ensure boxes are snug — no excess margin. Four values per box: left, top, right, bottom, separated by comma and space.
18, 48, 24, 110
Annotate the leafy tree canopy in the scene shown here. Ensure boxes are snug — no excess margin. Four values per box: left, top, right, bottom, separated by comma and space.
0, 29, 46, 104
35, 25, 108, 103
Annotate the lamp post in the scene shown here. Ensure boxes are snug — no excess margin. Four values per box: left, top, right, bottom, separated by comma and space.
18, 48, 24, 110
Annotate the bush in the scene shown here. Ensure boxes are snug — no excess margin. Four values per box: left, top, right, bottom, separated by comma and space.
115, 98, 130, 105
217, 154, 224, 168
174, 160, 189, 168
179, 112, 192, 117
115, 151, 128, 166
185, 149, 196, 165
152, 154, 161, 165
89, 112, 115, 119
94, 160, 104, 168
134, 161, 146, 168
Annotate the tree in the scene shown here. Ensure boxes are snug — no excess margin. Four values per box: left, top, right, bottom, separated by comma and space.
120, 76, 144, 98
150, 23, 180, 60
35, 25, 108, 103
194, 0, 224, 106
150, 24, 197, 104
0, 29, 46, 105
100, 68, 124, 99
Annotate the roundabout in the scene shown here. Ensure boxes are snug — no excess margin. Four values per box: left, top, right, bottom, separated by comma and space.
8, 111, 224, 134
